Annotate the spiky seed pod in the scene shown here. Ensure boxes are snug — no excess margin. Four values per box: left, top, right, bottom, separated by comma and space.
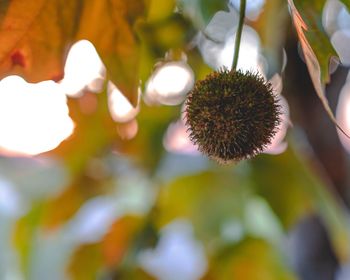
185, 69, 281, 164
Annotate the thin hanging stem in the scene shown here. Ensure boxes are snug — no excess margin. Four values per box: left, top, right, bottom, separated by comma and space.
231, 0, 246, 72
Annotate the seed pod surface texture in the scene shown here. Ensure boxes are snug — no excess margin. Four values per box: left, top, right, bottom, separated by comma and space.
185, 69, 281, 164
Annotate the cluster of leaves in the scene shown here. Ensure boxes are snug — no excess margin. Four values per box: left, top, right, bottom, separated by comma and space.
0, 0, 348, 109
0, 0, 350, 279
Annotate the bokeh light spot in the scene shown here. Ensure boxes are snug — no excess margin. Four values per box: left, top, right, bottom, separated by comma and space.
116, 119, 139, 140
163, 120, 199, 155
198, 25, 261, 72
0, 76, 74, 155
108, 81, 139, 123
145, 61, 195, 106
263, 74, 290, 155
336, 79, 350, 153
60, 40, 105, 97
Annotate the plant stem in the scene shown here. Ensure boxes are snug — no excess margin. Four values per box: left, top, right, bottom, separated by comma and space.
231, 0, 246, 72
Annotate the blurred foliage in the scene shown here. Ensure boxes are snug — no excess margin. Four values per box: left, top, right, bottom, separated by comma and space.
290, 0, 336, 84
177, 0, 228, 29
205, 238, 295, 280
288, 0, 342, 130
0, 0, 350, 280
253, 0, 288, 77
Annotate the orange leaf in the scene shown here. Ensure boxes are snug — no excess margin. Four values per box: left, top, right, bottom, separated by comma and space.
102, 215, 142, 267
0, 0, 76, 81
0, 0, 146, 105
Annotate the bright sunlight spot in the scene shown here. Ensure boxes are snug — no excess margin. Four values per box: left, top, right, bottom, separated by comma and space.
331, 29, 350, 66
145, 61, 195, 106
264, 74, 290, 155
163, 120, 199, 155
198, 24, 260, 72
116, 119, 139, 140
108, 81, 139, 123
221, 26, 260, 71
230, 0, 265, 21
0, 76, 74, 155
139, 220, 207, 280
336, 79, 350, 153
0, 176, 25, 218
60, 40, 105, 97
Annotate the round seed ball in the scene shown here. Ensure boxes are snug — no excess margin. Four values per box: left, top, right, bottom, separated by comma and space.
185, 69, 281, 164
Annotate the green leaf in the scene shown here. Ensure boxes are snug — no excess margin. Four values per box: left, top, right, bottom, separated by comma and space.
53, 90, 117, 175
339, 0, 350, 11
289, 0, 335, 83
147, 0, 176, 22
177, 0, 228, 30
123, 104, 180, 172
68, 243, 102, 280
288, 0, 349, 137
157, 170, 251, 246
13, 202, 44, 279
252, 147, 350, 262
252, 151, 314, 229
207, 238, 296, 280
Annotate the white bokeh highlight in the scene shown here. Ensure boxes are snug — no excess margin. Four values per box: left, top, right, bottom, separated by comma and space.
139, 220, 207, 280
163, 119, 198, 155
336, 76, 350, 153
0, 177, 26, 218
263, 74, 290, 155
67, 197, 119, 243
198, 25, 261, 73
60, 40, 105, 97
331, 29, 350, 66
145, 61, 195, 106
66, 171, 155, 243
0, 76, 74, 155
108, 81, 139, 123
116, 119, 139, 140
230, 0, 265, 21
